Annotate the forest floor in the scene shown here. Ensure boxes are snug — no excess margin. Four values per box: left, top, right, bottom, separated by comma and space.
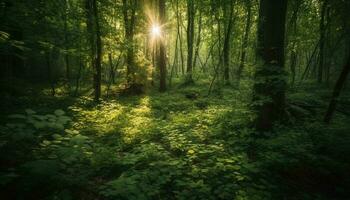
1, 80, 350, 200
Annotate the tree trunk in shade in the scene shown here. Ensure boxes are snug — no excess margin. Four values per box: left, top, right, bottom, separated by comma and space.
253, 0, 288, 131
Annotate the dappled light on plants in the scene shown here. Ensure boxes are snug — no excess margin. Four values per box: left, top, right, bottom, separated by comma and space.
120, 96, 153, 144
1, 0, 350, 199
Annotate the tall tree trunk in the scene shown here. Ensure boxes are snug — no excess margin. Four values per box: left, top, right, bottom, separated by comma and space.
45, 51, 55, 96
193, 7, 202, 72
93, 0, 102, 102
186, 0, 195, 83
324, 46, 350, 123
325, 5, 331, 85
254, 0, 288, 131
122, 0, 137, 84
301, 41, 320, 81
290, 50, 297, 86
159, 0, 167, 92
151, 42, 156, 86
222, 0, 235, 84
170, 29, 179, 86
86, 0, 101, 102
237, 0, 252, 83
175, 0, 185, 75
288, 0, 301, 87
107, 53, 122, 97
64, 0, 71, 91
318, 0, 328, 83
216, 10, 223, 84
75, 16, 84, 96
75, 56, 83, 96
107, 53, 114, 96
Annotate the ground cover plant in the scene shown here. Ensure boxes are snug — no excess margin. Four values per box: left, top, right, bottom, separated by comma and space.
1, 0, 350, 199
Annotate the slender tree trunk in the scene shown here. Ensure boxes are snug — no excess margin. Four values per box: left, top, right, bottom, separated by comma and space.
175, 0, 185, 75
325, 6, 331, 85
122, 0, 137, 84
254, 0, 288, 131
107, 53, 122, 97
75, 18, 83, 96
75, 57, 83, 96
222, 0, 235, 84
159, 0, 167, 92
94, 0, 102, 101
170, 28, 179, 87
86, 0, 101, 102
324, 46, 350, 123
318, 0, 328, 83
64, 0, 71, 91
46, 51, 55, 96
151, 41, 156, 86
193, 7, 202, 72
290, 51, 297, 86
216, 12, 223, 85
203, 39, 218, 73
301, 41, 320, 81
186, 0, 195, 83
237, 0, 252, 83
107, 53, 114, 96
86, 0, 95, 92
288, 0, 301, 87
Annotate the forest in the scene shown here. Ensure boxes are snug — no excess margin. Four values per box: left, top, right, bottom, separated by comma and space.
1, 0, 350, 199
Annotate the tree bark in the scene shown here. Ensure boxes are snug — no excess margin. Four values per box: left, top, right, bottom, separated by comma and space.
94, 0, 102, 101
45, 51, 55, 96
175, 0, 185, 75
159, 0, 167, 92
85, 0, 102, 102
222, 0, 235, 84
287, 0, 301, 87
122, 0, 137, 84
318, 0, 328, 83
64, 0, 71, 91
170, 28, 179, 86
186, 0, 195, 83
254, 0, 288, 131
290, 50, 297, 86
324, 46, 350, 123
237, 0, 252, 83
325, 5, 331, 85
193, 7, 202, 72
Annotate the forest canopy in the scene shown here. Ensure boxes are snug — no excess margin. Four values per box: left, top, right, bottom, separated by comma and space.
1, 0, 350, 199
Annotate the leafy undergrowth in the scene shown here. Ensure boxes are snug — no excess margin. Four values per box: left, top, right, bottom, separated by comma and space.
1, 84, 350, 200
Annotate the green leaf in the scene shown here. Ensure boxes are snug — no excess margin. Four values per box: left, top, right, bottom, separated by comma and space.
8, 114, 26, 119
54, 109, 65, 116
25, 109, 36, 115
65, 129, 79, 135
57, 116, 71, 124
33, 121, 46, 129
